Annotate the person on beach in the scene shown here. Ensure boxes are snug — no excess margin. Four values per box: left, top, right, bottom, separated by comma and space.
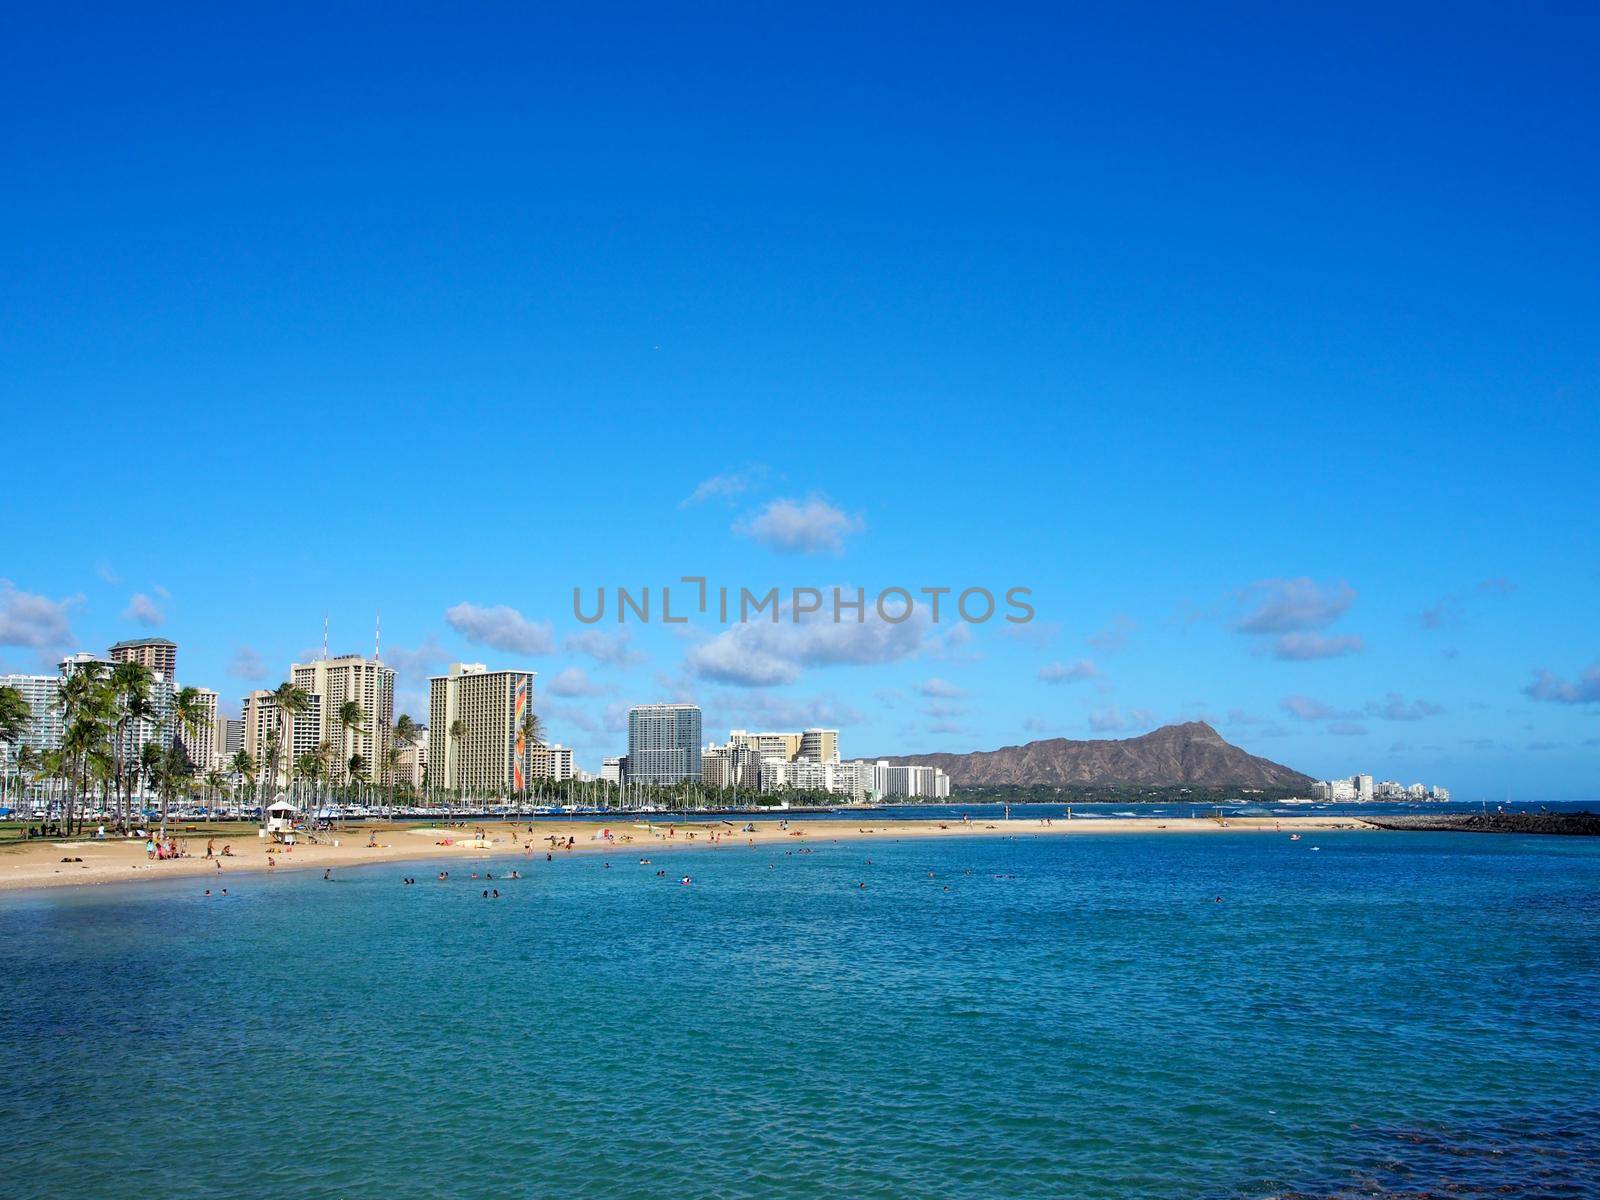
205, 839, 215, 859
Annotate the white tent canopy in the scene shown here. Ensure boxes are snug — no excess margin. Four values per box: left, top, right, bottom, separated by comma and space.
266, 798, 299, 815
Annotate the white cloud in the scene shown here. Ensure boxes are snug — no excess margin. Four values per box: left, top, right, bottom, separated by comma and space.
1085, 615, 1136, 654
1267, 632, 1365, 661
546, 667, 605, 698
123, 592, 165, 627
1038, 659, 1098, 684
543, 702, 601, 734
1234, 578, 1356, 634
681, 466, 767, 507
1524, 664, 1600, 705
708, 691, 864, 730
683, 606, 926, 687
96, 562, 120, 584
1088, 705, 1154, 733
734, 497, 864, 555
227, 646, 269, 680
564, 628, 645, 667
444, 602, 554, 656
1365, 693, 1444, 721
1279, 695, 1350, 721
917, 677, 965, 698
385, 635, 451, 682
1328, 721, 1368, 736
0, 580, 79, 649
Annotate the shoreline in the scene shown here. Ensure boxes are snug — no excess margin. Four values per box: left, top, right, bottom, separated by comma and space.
0, 814, 1374, 895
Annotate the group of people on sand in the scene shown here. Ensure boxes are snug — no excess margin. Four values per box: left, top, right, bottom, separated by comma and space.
145, 836, 183, 861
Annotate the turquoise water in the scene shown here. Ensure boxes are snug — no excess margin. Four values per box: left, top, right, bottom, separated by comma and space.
2, 831, 1597, 1198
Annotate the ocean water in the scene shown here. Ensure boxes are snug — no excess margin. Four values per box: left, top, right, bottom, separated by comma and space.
1, 830, 1597, 1199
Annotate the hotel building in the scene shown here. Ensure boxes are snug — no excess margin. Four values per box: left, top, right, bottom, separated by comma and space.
626, 704, 702, 785
0, 673, 63, 766
428, 663, 538, 795
290, 654, 396, 782
109, 637, 178, 680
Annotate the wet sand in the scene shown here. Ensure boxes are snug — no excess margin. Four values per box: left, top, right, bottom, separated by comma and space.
0, 814, 1373, 893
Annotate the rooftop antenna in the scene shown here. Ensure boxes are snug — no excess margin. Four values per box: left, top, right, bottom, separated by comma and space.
323, 612, 329, 661
375, 611, 382, 662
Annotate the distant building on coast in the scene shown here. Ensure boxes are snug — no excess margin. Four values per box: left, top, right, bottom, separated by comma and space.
696, 724, 949, 801
109, 637, 178, 680
291, 654, 396, 783
393, 724, 429, 790
183, 687, 219, 773
531, 742, 574, 782
428, 663, 537, 795
0, 673, 63, 765
1314, 773, 1447, 802
626, 704, 702, 785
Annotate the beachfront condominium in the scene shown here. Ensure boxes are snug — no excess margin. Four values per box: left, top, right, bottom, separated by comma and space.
291, 654, 397, 784
393, 725, 429, 790
726, 728, 839, 763
241, 687, 321, 790
0, 673, 64, 767
798, 728, 839, 763
428, 663, 537, 796
109, 637, 177, 680
182, 687, 219, 774
216, 715, 244, 767
531, 743, 574, 782
627, 704, 702, 785
873, 761, 952, 799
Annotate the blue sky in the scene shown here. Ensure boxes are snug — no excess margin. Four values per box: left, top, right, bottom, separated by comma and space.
3, 3, 1597, 796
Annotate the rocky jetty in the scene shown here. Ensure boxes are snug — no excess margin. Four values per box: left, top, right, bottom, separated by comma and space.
1364, 811, 1600, 836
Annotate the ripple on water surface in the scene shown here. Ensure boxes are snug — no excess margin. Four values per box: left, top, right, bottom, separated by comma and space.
0, 830, 1596, 1199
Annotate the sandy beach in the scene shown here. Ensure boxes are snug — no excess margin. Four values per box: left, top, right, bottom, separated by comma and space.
0, 814, 1374, 893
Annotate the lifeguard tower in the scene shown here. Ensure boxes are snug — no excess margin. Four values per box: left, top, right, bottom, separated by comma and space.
264, 796, 299, 843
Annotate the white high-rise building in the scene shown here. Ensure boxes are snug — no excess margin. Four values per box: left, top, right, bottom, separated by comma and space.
0, 674, 63, 766
428, 663, 538, 795
393, 725, 429, 791
183, 688, 220, 774
601, 757, 624, 786
627, 704, 702, 785
531, 743, 574, 782
291, 655, 396, 784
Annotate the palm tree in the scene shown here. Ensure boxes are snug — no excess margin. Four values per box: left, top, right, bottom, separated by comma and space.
107, 661, 152, 825
266, 683, 310, 812
204, 768, 225, 809
383, 745, 403, 808
394, 713, 420, 749
0, 684, 31, 809
15, 745, 41, 814
336, 700, 366, 796
57, 665, 113, 834
231, 750, 257, 810
139, 741, 164, 825
171, 686, 209, 772
153, 742, 194, 829
449, 719, 467, 803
